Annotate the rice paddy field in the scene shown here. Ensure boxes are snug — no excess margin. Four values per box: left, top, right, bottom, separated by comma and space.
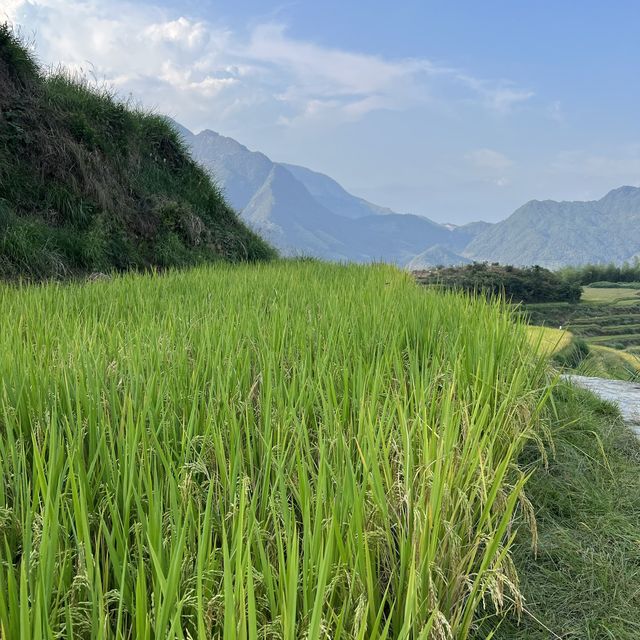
0, 262, 551, 638
526, 326, 572, 356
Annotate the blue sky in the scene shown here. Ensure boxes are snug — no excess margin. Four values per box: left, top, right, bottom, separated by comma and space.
5, 0, 640, 222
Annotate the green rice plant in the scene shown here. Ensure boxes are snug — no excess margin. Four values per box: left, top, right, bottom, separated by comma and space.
0, 262, 550, 638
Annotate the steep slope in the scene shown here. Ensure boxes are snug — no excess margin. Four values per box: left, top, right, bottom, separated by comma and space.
451, 220, 493, 244
183, 128, 273, 212
279, 163, 393, 219
242, 164, 352, 259
177, 123, 477, 263
465, 186, 640, 268
0, 27, 274, 279
241, 164, 461, 263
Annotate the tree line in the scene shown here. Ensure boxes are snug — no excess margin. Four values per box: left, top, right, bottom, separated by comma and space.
414, 263, 582, 304
558, 258, 640, 285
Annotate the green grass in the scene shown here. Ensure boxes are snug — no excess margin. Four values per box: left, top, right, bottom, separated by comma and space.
587, 281, 640, 289
525, 303, 640, 328
570, 316, 640, 328
576, 346, 640, 381
0, 262, 551, 638
488, 384, 640, 639
600, 323, 640, 335
588, 333, 640, 348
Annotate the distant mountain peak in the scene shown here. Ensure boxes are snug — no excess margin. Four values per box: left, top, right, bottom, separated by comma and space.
599, 184, 640, 202
195, 129, 262, 157
406, 245, 471, 270
281, 163, 395, 220
465, 186, 640, 268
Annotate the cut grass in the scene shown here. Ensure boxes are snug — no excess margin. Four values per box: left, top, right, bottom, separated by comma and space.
0, 262, 550, 638
487, 383, 640, 639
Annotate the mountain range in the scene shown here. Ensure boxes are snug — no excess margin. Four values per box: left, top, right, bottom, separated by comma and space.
173, 122, 487, 264
464, 186, 640, 268
174, 122, 640, 269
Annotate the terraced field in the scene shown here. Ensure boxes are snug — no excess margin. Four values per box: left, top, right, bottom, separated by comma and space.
525, 286, 640, 378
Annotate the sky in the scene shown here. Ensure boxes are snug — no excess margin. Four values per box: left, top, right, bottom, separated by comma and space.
4, 0, 640, 223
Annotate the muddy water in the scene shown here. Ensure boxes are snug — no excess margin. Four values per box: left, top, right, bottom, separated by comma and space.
563, 374, 640, 436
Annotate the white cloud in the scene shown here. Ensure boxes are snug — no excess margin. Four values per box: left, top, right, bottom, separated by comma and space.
155, 60, 238, 97
485, 87, 534, 113
455, 74, 534, 114
552, 149, 640, 180
4, 0, 536, 130
547, 100, 564, 122
144, 17, 209, 50
464, 149, 513, 190
465, 148, 513, 171
244, 23, 437, 98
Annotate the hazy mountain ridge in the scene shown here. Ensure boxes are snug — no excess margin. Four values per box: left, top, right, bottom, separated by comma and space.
184, 128, 273, 212
465, 186, 640, 268
279, 163, 394, 219
406, 245, 473, 270
175, 123, 478, 264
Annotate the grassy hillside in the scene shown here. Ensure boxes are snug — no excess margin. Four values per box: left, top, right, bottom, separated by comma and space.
0, 26, 274, 279
526, 325, 573, 356
0, 262, 550, 638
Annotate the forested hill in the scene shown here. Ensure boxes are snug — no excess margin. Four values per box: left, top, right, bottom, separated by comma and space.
0, 26, 274, 279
